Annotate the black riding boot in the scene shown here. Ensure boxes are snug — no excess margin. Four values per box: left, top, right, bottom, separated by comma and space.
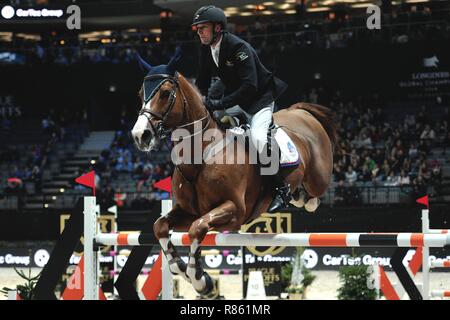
267, 176, 292, 213
258, 135, 292, 213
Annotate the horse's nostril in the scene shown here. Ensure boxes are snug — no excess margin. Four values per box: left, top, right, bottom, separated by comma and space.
141, 129, 152, 145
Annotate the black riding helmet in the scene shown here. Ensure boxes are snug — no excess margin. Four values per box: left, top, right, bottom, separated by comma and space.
192, 5, 227, 28
192, 6, 227, 45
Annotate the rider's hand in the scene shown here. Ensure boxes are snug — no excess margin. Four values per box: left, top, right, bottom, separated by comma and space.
205, 98, 223, 111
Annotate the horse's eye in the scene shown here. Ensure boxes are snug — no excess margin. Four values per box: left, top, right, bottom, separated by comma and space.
159, 90, 170, 100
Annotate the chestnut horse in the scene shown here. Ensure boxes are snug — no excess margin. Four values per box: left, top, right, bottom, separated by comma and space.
131, 54, 338, 295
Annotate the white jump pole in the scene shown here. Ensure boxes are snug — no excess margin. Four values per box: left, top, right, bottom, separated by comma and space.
84, 196, 99, 300
160, 199, 173, 300
422, 209, 430, 300
96, 232, 450, 248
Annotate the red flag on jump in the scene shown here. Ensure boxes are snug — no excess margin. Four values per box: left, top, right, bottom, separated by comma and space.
416, 195, 429, 208
153, 177, 172, 198
75, 171, 96, 196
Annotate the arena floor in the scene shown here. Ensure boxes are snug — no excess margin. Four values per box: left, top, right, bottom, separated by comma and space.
1, 268, 450, 300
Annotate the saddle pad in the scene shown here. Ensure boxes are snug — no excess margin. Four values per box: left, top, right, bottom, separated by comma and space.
275, 128, 300, 167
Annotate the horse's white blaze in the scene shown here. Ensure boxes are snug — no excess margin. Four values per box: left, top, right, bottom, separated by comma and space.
132, 100, 157, 150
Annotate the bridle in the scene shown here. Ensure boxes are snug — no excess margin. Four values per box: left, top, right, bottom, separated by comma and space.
139, 72, 211, 141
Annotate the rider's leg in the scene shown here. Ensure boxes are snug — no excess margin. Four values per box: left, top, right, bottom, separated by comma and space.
249, 102, 292, 213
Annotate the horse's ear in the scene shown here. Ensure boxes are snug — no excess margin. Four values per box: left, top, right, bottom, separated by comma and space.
136, 53, 153, 72
167, 46, 182, 73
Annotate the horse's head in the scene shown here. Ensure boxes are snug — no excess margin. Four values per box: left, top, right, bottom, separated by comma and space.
132, 49, 185, 151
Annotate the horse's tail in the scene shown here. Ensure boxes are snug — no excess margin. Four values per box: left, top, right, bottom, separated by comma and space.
287, 102, 341, 154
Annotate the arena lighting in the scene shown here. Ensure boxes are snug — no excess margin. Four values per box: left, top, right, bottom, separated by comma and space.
244, 4, 255, 9
90, 160, 96, 165
351, 3, 372, 8
261, 10, 275, 15
59, 188, 65, 193
79, 31, 111, 40
224, 7, 239, 12
52, 196, 57, 200
59, 40, 65, 45
276, 3, 292, 10
0, 32, 12, 42
285, 9, 297, 14
240, 12, 253, 16
263, 2, 276, 5
15, 33, 41, 41
44, 204, 49, 208
308, 7, 331, 12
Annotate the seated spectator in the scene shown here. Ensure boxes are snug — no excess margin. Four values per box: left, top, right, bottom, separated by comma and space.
345, 165, 357, 184
420, 124, 436, 147
408, 142, 419, 161
333, 163, 345, 181
430, 161, 442, 196
399, 170, 410, 186
358, 164, 372, 182
385, 171, 400, 186
412, 175, 427, 198
418, 162, 431, 182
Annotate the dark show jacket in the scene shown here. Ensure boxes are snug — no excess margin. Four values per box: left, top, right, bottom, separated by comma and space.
195, 31, 287, 115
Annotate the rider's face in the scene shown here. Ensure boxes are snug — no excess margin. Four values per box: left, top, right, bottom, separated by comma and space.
196, 22, 214, 45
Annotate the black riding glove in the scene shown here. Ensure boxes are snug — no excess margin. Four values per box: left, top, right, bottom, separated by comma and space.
205, 98, 223, 111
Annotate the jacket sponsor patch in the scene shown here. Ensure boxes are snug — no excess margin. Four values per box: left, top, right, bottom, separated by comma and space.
236, 51, 249, 61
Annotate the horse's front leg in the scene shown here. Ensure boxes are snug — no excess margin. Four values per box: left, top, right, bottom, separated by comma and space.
186, 200, 241, 295
153, 204, 197, 282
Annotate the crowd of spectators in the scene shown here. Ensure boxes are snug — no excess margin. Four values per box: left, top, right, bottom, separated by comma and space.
1, 108, 89, 196
329, 90, 448, 205
93, 120, 174, 209
1, 3, 448, 67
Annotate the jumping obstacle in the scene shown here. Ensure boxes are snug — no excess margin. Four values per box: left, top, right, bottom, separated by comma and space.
421, 208, 450, 300
376, 204, 450, 300
83, 196, 450, 300
95, 231, 450, 248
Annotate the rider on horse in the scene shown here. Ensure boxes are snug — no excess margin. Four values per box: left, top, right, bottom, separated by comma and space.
192, 5, 291, 213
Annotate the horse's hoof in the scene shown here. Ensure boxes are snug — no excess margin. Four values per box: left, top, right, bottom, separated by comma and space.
305, 198, 320, 212
290, 191, 306, 208
290, 198, 305, 208
198, 272, 215, 296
